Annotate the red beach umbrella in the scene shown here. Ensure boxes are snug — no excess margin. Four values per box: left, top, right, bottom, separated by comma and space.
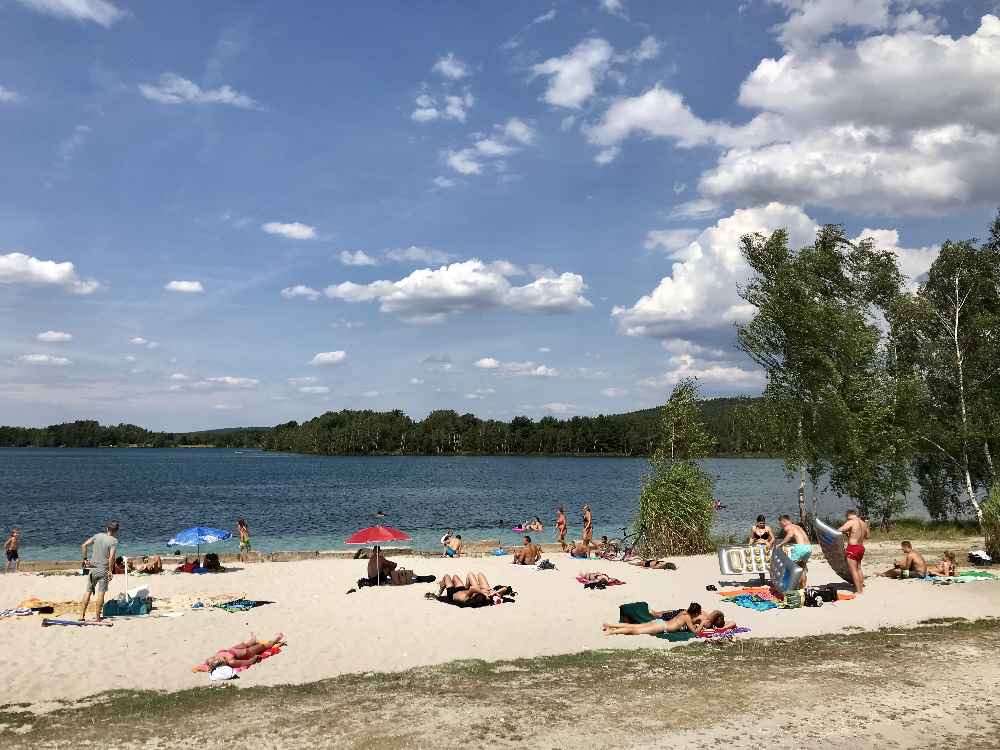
346, 524, 412, 587
345, 525, 412, 545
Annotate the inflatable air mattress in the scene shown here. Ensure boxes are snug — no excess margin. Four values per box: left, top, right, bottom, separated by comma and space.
769, 545, 803, 593
717, 545, 771, 576
812, 515, 853, 585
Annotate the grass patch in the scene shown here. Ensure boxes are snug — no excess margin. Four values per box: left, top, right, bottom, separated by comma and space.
870, 516, 981, 540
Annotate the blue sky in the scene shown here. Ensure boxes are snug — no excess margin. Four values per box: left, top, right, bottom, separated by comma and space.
2, 0, 999, 430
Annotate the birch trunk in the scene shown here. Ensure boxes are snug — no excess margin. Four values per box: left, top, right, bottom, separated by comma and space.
952, 274, 984, 522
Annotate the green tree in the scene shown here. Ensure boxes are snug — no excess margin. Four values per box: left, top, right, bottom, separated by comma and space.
634, 378, 715, 556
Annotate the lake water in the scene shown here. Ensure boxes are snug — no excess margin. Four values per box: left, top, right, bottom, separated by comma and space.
1, 449, 885, 561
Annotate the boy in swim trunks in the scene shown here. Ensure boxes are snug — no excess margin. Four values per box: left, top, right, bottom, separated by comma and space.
445, 535, 463, 558
775, 515, 811, 589
4, 528, 19, 574
838, 509, 869, 593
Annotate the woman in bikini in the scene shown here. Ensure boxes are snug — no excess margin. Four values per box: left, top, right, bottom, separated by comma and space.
602, 603, 704, 636
626, 557, 676, 569
748, 515, 774, 547
194, 632, 284, 672
926, 551, 957, 577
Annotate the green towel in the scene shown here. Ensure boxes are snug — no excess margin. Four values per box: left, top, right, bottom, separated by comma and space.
618, 601, 696, 641
958, 570, 997, 579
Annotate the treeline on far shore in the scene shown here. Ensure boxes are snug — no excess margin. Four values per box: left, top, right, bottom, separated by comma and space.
0, 397, 776, 457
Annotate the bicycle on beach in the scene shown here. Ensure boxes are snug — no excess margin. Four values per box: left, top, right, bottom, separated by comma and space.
602, 526, 646, 561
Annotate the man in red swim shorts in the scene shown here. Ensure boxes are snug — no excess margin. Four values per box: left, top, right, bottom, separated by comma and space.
839, 509, 869, 594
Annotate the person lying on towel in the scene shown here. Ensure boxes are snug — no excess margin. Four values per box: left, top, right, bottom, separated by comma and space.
603, 603, 706, 636
193, 632, 285, 672
430, 572, 514, 608
878, 541, 928, 579
626, 557, 677, 570
694, 609, 730, 630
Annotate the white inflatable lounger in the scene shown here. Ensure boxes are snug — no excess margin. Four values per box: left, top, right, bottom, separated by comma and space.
769, 544, 803, 593
717, 545, 771, 576
812, 515, 853, 585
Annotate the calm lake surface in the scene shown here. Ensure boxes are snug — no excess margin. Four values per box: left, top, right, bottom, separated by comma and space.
2, 449, 884, 560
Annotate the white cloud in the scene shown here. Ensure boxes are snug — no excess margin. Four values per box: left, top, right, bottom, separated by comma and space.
204, 376, 259, 388
599, 0, 628, 18
601, 387, 628, 397
139, 73, 256, 108
124, 355, 136, 362
768, 0, 921, 50
385, 246, 454, 264
432, 53, 470, 80
1, 86, 22, 103
854, 227, 940, 289
588, 15, 1000, 215
129, 337, 148, 345
644, 229, 701, 257
669, 199, 721, 220
211, 403, 241, 411
288, 376, 318, 386
432, 176, 456, 189
169, 373, 190, 381
18, 353, 72, 366
146, 341, 160, 350
36, 330, 72, 343
311, 351, 347, 366
164, 280, 204, 294
445, 148, 483, 175
0, 252, 99, 294
16, 0, 123, 27
474, 137, 515, 157
532, 38, 613, 109
339, 250, 378, 267
409, 377, 425, 385
477, 358, 559, 377
411, 92, 474, 124
280, 285, 321, 300
325, 260, 590, 323
630, 36, 662, 63
543, 402, 578, 414
503, 118, 536, 145
262, 222, 316, 240
299, 385, 330, 394
612, 203, 818, 339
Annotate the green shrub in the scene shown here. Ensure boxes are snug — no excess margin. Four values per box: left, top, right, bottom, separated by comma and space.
984, 483, 1000, 560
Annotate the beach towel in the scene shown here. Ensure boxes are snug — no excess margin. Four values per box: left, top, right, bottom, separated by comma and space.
212, 599, 273, 613
0, 608, 33, 618
576, 575, 625, 586
195, 644, 284, 675
723, 593, 778, 612
718, 586, 779, 600
697, 626, 751, 639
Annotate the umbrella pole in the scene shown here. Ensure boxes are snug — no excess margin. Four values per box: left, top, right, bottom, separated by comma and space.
376, 544, 381, 587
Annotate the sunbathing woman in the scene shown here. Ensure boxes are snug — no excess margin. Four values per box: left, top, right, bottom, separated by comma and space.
602, 603, 703, 636
627, 557, 677, 570
926, 551, 957, 577
694, 609, 729, 630
128, 555, 163, 574
194, 633, 285, 672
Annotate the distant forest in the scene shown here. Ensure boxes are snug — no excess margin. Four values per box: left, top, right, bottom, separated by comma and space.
0, 397, 775, 457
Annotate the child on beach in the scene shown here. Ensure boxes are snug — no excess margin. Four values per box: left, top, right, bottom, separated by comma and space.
4, 528, 19, 574
236, 518, 251, 563
927, 551, 957, 577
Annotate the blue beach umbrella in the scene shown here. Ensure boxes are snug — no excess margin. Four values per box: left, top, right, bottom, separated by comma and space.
168, 526, 233, 558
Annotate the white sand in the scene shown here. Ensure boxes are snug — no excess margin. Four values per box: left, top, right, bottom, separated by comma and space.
3, 552, 999, 707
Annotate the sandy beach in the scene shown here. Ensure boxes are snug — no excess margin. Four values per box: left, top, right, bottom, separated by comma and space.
3, 543, 999, 709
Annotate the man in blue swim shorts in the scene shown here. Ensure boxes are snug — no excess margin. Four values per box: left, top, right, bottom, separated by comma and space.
775, 515, 812, 589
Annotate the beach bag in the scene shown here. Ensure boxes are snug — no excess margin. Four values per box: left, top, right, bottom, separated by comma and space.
390, 568, 414, 586
102, 595, 152, 617
537, 559, 556, 570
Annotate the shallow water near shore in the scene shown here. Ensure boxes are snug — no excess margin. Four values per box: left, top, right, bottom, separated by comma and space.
2, 448, 893, 560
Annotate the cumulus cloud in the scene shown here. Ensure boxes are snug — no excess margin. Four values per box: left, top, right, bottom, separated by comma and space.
476, 358, 559, 377
16, 0, 123, 27
532, 38, 613, 109
324, 260, 590, 323
339, 250, 378, 266
411, 92, 474, 123
409, 377, 425, 385
854, 227, 940, 289
587, 14, 1000, 215
769, 0, 942, 50
1, 85, 22, 103
36, 330, 72, 343
443, 118, 537, 176
311, 351, 347, 366
445, 148, 483, 175
164, 280, 204, 294
385, 246, 454, 264
432, 176, 456, 189
644, 229, 701, 256
0, 252, 99, 294
261, 221, 316, 240
169, 373, 190, 381
139, 73, 256, 108
612, 203, 818, 339
432, 53, 470, 80
18, 353, 72, 366
299, 385, 330, 394
129, 337, 147, 345
638, 352, 765, 392
280, 285, 320, 300
599, 0, 628, 18
601, 387, 628, 397
204, 376, 259, 388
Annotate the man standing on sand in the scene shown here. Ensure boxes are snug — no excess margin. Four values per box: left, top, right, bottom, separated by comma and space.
838, 509, 869, 593
4, 528, 20, 574
582, 504, 593, 548
80, 521, 119, 621
774, 515, 811, 589
556, 507, 567, 551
